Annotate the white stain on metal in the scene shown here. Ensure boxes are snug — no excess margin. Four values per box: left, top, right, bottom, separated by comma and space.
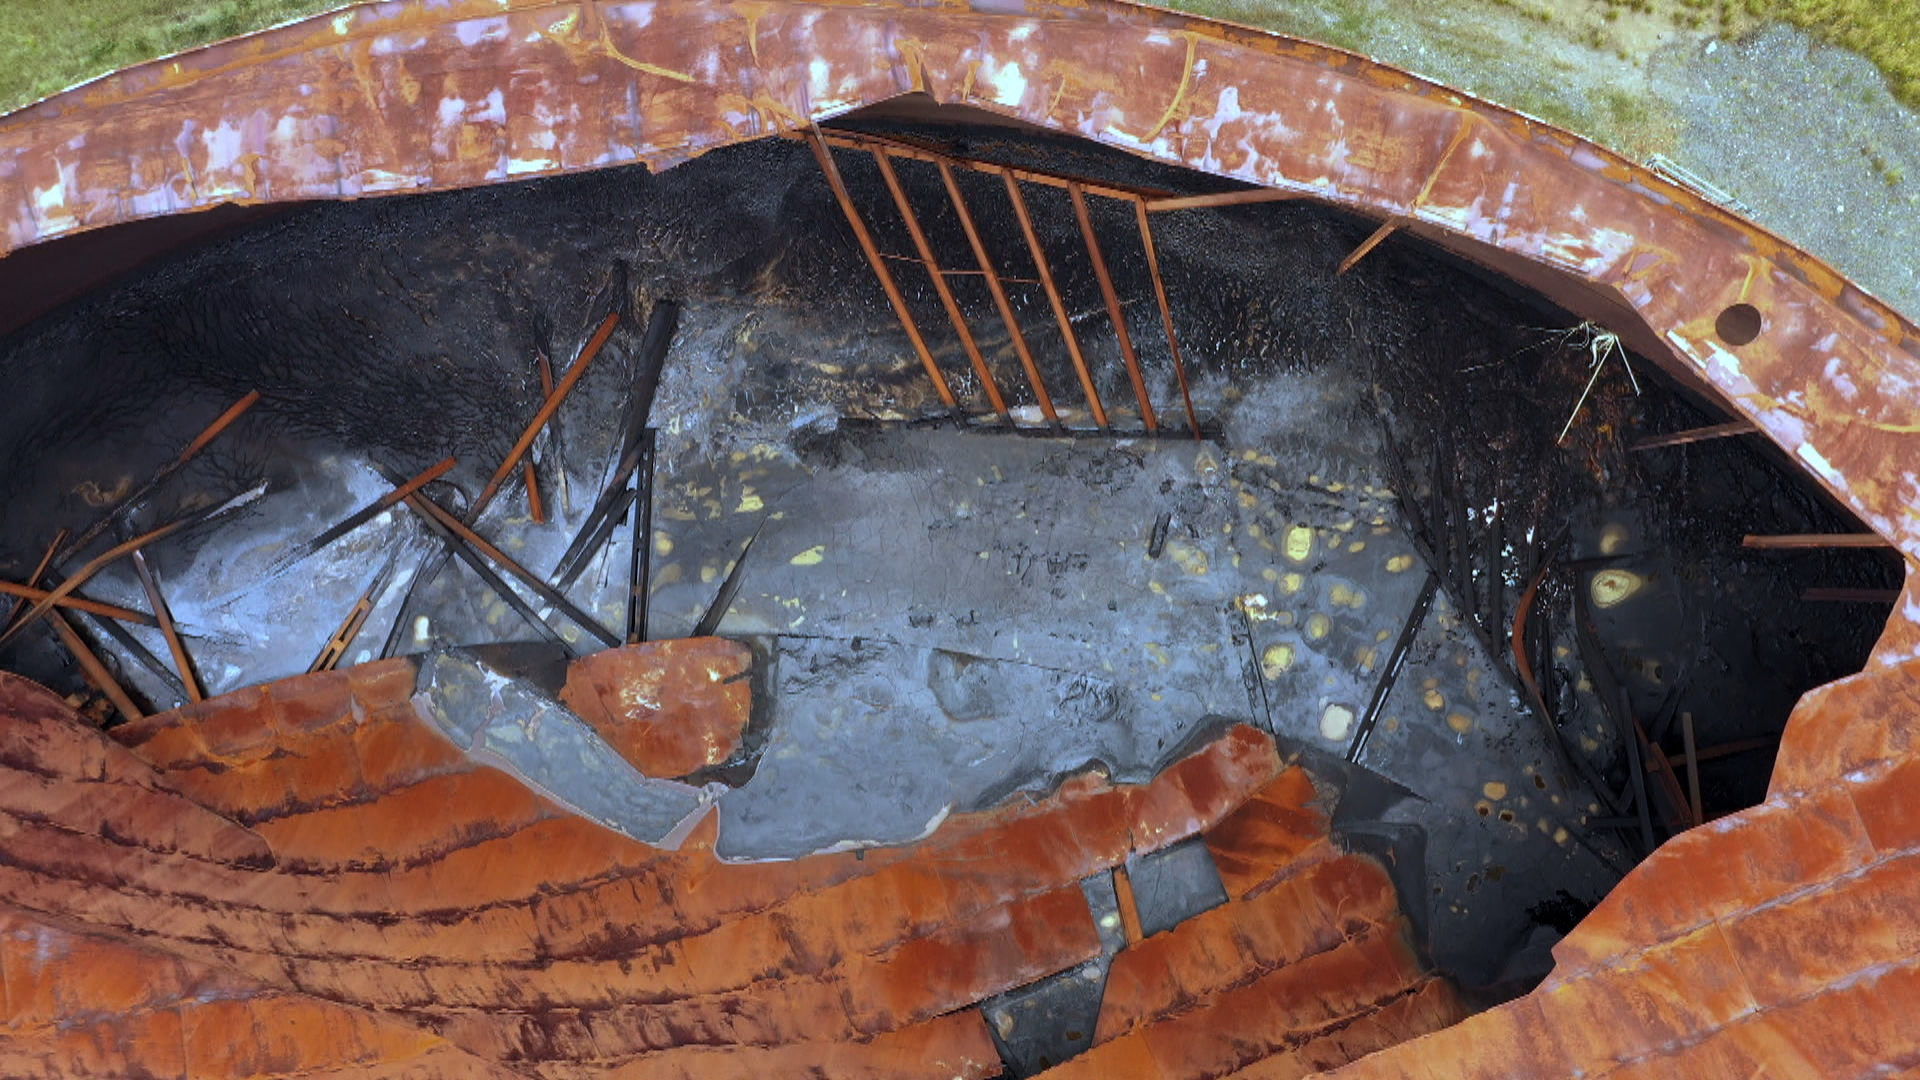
629, 1, 659, 28
31, 176, 64, 215
476, 89, 507, 125
1201, 85, 1242, 144
1796, 443, 1847, 490
988, 59, 1027, 108
1540, 225, 1633, 275
1824, 357, 1860, 401
201, 120, 244, 172
454, 17, 510, 47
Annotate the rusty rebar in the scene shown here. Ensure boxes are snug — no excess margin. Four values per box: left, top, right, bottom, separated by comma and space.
48, 612, 142, 725
1070, 182, 1155, 432
1631, 420, 1758, 451
551, 300, 681, 588
804, 129, 1168, 203
474, 312, 619, 518
524, 462, 545, 524
1144, 189, 1302, 213
398, 488, 620, 648
401, 505, 576, 655
57, 390, 260, 564
1134, 203, 1201, 439
1337, 219, 1400, 275
309, 557, 396, 674
0, 514, 199, 651
806, 129, 958, 411
1003, 170, 1107, 430
1742, 533, 1891, 549
2, 529, 65, 635
290, 456, 457, 567
937, 161, 1058, 428
534, 347, 563, 517
0, 581, 155, 626
128, 549, 201, 702
871, 150, 1009, 422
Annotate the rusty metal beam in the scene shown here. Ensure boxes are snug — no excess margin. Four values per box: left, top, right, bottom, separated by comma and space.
0, 514, 199, 651
1133, 203, 1201, 439
0, 581, 155, 627
1743, 533, 1894, 550
1144, 189, 1304, 213
398, 488, 621, 649
806, 129, 1166, 204
1630, 420, 1760, 451
47, 612, 142, 725
937, 161, 1058, 429
1003, 170, 1107, 430
56, 391, 260, 565
1070, 181, 1155, 432
474, 313, 618, 518
127, 550, 200, 703
805, 130, 958, 412
309, 560, 395, 674
1337, 219, 1400, 276
2, 530, 65, 636
871, 150, 1009, 421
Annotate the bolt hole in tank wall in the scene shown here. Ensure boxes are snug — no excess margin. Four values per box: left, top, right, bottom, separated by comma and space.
0, 101, 1895, 1035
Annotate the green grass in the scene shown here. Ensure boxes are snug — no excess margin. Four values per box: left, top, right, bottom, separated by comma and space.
0, 0, 342, 113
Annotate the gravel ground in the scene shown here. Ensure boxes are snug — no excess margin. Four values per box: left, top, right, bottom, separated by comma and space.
1177, 0, 1919, 319
1652, 26, 1920, 317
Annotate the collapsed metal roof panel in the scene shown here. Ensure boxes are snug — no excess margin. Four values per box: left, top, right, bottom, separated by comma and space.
0, 658, 1461, 1077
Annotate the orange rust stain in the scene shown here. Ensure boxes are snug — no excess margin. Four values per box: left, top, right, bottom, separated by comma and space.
0, 907, 513, 1078
1095, 853, 1406, 1044
1204, 764, 1332, 899
561, 638, 754, 778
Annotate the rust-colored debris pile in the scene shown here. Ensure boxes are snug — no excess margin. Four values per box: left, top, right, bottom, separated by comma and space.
0, 646, 1460, 1078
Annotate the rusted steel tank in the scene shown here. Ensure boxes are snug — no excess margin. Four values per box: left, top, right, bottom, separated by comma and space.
1, 1, 1917, 1076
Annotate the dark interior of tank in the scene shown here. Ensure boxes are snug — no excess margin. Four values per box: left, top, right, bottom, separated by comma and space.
0, 101, 1898, 1017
